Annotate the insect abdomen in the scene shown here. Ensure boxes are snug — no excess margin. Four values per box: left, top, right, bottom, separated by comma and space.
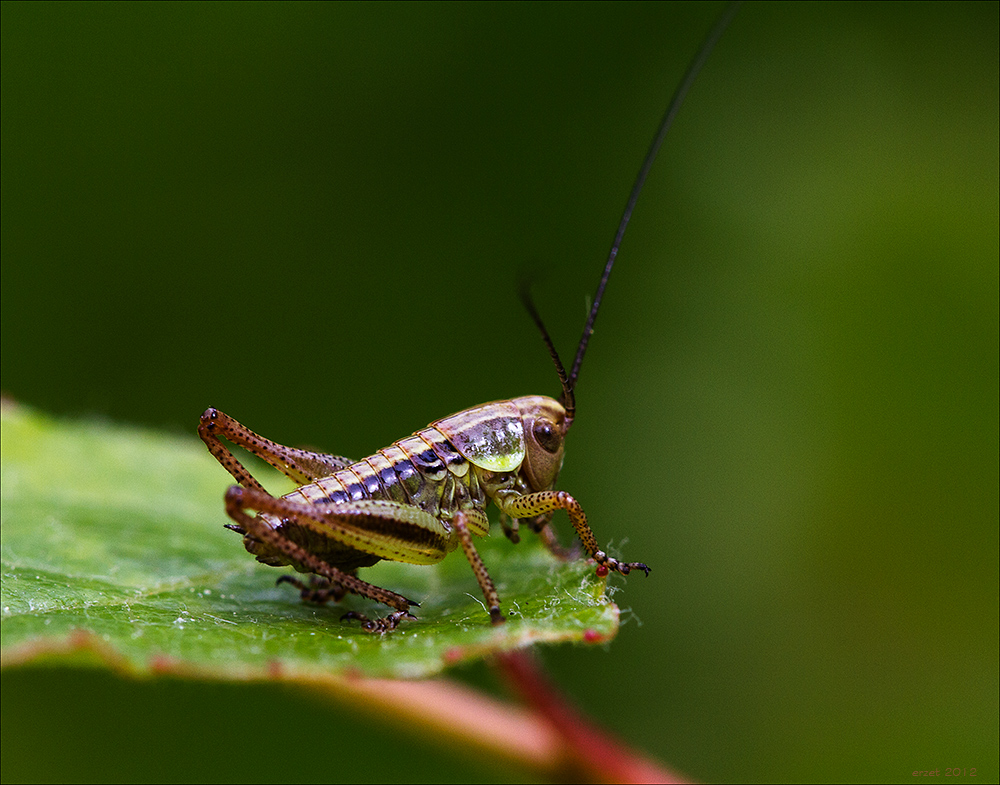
282, 426, 483, 519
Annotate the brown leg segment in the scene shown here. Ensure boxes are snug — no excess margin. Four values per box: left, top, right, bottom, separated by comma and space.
199, 408, 354, 487
497, 490, 650, 577
224, 486, 417, 613
453, 510, 504, 625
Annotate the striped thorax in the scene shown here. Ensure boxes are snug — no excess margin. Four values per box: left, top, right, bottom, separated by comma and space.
250, 396, 568, 568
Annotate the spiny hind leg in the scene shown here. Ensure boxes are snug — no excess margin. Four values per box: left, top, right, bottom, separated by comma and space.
224, 486, 418, 616
199, 408, 355, 489
497, 491, 650, 578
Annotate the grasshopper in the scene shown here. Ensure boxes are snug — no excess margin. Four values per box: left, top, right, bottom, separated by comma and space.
199, 6, 738, 633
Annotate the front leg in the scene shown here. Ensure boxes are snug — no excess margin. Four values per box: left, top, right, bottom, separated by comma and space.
495, 490, 650, 577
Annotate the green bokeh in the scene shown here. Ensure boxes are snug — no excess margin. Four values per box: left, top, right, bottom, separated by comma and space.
2, 2, 997, 783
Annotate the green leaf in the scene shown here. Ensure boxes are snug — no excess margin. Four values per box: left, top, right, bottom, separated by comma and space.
0, 403, 619, 679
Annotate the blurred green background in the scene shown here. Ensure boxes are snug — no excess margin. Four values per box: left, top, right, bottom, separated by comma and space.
2, 1, 997, 782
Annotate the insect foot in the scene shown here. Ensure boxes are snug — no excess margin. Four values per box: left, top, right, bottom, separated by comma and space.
497, 491, 650, 581
593, 551, 652, 579
341, 610, 417, 635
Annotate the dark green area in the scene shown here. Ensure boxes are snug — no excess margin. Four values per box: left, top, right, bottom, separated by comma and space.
3, 2, 997, 782
2, 665, 535, 785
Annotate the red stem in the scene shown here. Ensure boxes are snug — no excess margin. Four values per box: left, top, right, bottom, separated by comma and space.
493, 650, 690, 784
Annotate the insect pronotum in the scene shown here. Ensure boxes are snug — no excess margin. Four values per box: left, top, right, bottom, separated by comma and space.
199, 6, 739, 633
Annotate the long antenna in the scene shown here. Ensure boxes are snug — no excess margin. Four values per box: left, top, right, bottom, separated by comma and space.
567, 2, 741, 391
520, 281, 576, 425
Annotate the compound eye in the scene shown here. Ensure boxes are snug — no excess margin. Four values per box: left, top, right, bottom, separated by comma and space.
532, 419, 561, 454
